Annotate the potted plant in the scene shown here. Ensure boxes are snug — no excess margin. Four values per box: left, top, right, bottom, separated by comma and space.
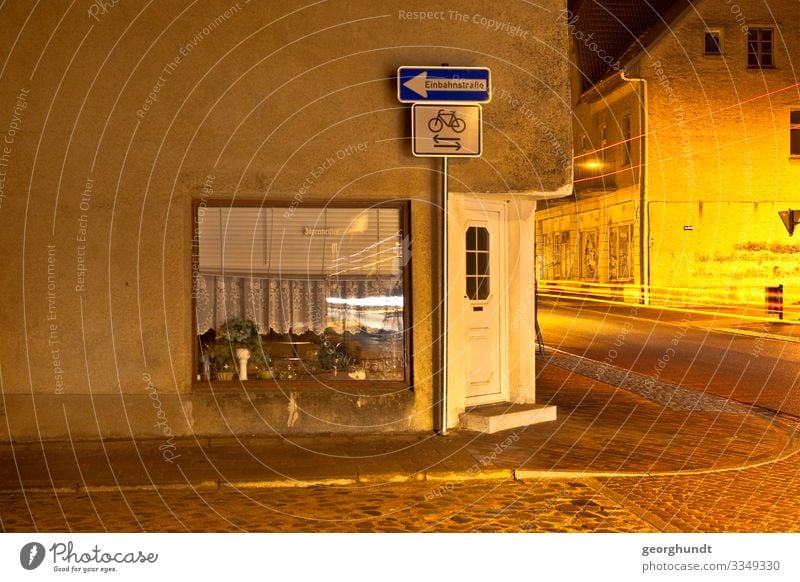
205, 343, 234, 381
251, 344, 273, 379
219, 318, 265, 381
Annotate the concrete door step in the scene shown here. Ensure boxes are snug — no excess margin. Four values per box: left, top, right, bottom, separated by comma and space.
460, 403, 557, 434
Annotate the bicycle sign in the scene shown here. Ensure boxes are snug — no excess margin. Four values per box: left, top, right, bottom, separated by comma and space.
412, 104, 482, 157
428, 109, 466, 133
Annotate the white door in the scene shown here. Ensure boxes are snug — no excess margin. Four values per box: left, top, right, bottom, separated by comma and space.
460, 200, 507, 406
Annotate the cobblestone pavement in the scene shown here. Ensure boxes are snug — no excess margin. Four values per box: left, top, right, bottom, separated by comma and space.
6, 448, 800, 533
594, 451, 800, 533
3, 353, 798, 533
545, 353, 750, 414
0, 478, 656, 533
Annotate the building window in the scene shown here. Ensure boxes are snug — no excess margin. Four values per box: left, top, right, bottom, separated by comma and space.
556, 231, 571, 279
791, 110, 800, 157
466, 226, 490, 300
609, 224, 633, 281
747, 28, 773, 68
193, 205, 408, 382
622, 114, 632, 166
704, 30, 721, 55
581, 229, 598, 280
600, 124, 608, 166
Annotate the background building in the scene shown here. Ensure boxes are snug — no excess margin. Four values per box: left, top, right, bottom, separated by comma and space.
538, 0, 800, 313
0, 1, 572, 441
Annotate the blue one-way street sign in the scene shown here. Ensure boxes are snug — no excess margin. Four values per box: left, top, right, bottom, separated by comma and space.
398, 66, 491, 103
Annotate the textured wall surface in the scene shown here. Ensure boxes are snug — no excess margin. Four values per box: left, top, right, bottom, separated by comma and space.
0, 0, 571, 439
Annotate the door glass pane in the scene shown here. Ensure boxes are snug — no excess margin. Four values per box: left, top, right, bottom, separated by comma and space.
466, 226, 490, 300
466, 228, 475, 251
467, 252, 477, 275
466, 278, 478, 300
477, 252, 489, 276
477, 277, 490, 300
476, 227, 489, 251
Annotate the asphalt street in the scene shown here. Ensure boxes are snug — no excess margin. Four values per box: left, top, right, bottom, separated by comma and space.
538, 297, 800, 415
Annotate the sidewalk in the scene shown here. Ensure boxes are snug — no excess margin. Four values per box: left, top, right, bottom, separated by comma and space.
1, 354, 797, 493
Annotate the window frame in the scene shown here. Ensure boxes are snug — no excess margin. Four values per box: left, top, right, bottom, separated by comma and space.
465, 225, 491, 302
704, 30, 722, 56
580, 228, 599, 281
747, 28, 774, 69
190, 199, 413, 388
608, 223, 634, 282
791, 109, 800, 158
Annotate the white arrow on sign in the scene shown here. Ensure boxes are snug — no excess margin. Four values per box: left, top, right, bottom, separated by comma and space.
402, 71, 489, 99
403, 72, 431, 98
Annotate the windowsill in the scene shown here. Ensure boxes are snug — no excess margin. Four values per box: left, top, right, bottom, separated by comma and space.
746, 65, 776, 70
192, 378, 410, 395
789, 156, 800, 163
703, 53, 724, 58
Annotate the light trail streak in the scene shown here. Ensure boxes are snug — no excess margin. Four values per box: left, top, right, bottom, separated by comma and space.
538, 280, 800, 324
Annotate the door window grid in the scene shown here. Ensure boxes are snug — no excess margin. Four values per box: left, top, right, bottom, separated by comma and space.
466, 226, 490, 301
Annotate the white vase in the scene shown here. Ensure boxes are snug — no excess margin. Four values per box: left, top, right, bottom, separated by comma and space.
235, 348, 251, 380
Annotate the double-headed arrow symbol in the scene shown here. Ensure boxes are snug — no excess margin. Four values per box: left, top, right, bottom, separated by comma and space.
433, 135, 461, 150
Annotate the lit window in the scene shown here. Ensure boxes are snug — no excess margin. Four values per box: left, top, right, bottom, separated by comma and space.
194, 205, 408, 383
556, 231, 570, 279
747, 28, 773, 68
609, 224, 633, 280
791, 110, 800, 157
581, 229, 598, 280
704, 31, 721, 55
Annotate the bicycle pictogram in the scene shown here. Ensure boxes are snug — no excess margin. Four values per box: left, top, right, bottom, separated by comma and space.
427, 109, 466, 133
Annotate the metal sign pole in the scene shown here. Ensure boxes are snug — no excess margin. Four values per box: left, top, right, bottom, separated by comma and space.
441, 156, 449, 435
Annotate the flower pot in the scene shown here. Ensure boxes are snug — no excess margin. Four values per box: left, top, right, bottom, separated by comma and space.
215, 371, 234, 381
257, 369, 274, 380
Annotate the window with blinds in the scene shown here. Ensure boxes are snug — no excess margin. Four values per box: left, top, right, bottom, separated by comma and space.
193, 205, 408, 384
197, 207, 403, 278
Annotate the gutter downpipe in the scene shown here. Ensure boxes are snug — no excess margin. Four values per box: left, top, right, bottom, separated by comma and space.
621, 70, 650, 305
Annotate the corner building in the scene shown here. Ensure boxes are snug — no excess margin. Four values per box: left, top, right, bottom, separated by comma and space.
0, 0, 571, 440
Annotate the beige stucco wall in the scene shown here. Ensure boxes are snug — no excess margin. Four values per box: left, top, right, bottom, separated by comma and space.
0, 0, 571, 440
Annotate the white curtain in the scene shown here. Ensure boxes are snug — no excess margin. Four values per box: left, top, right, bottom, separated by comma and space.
195, 274, 402, 335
